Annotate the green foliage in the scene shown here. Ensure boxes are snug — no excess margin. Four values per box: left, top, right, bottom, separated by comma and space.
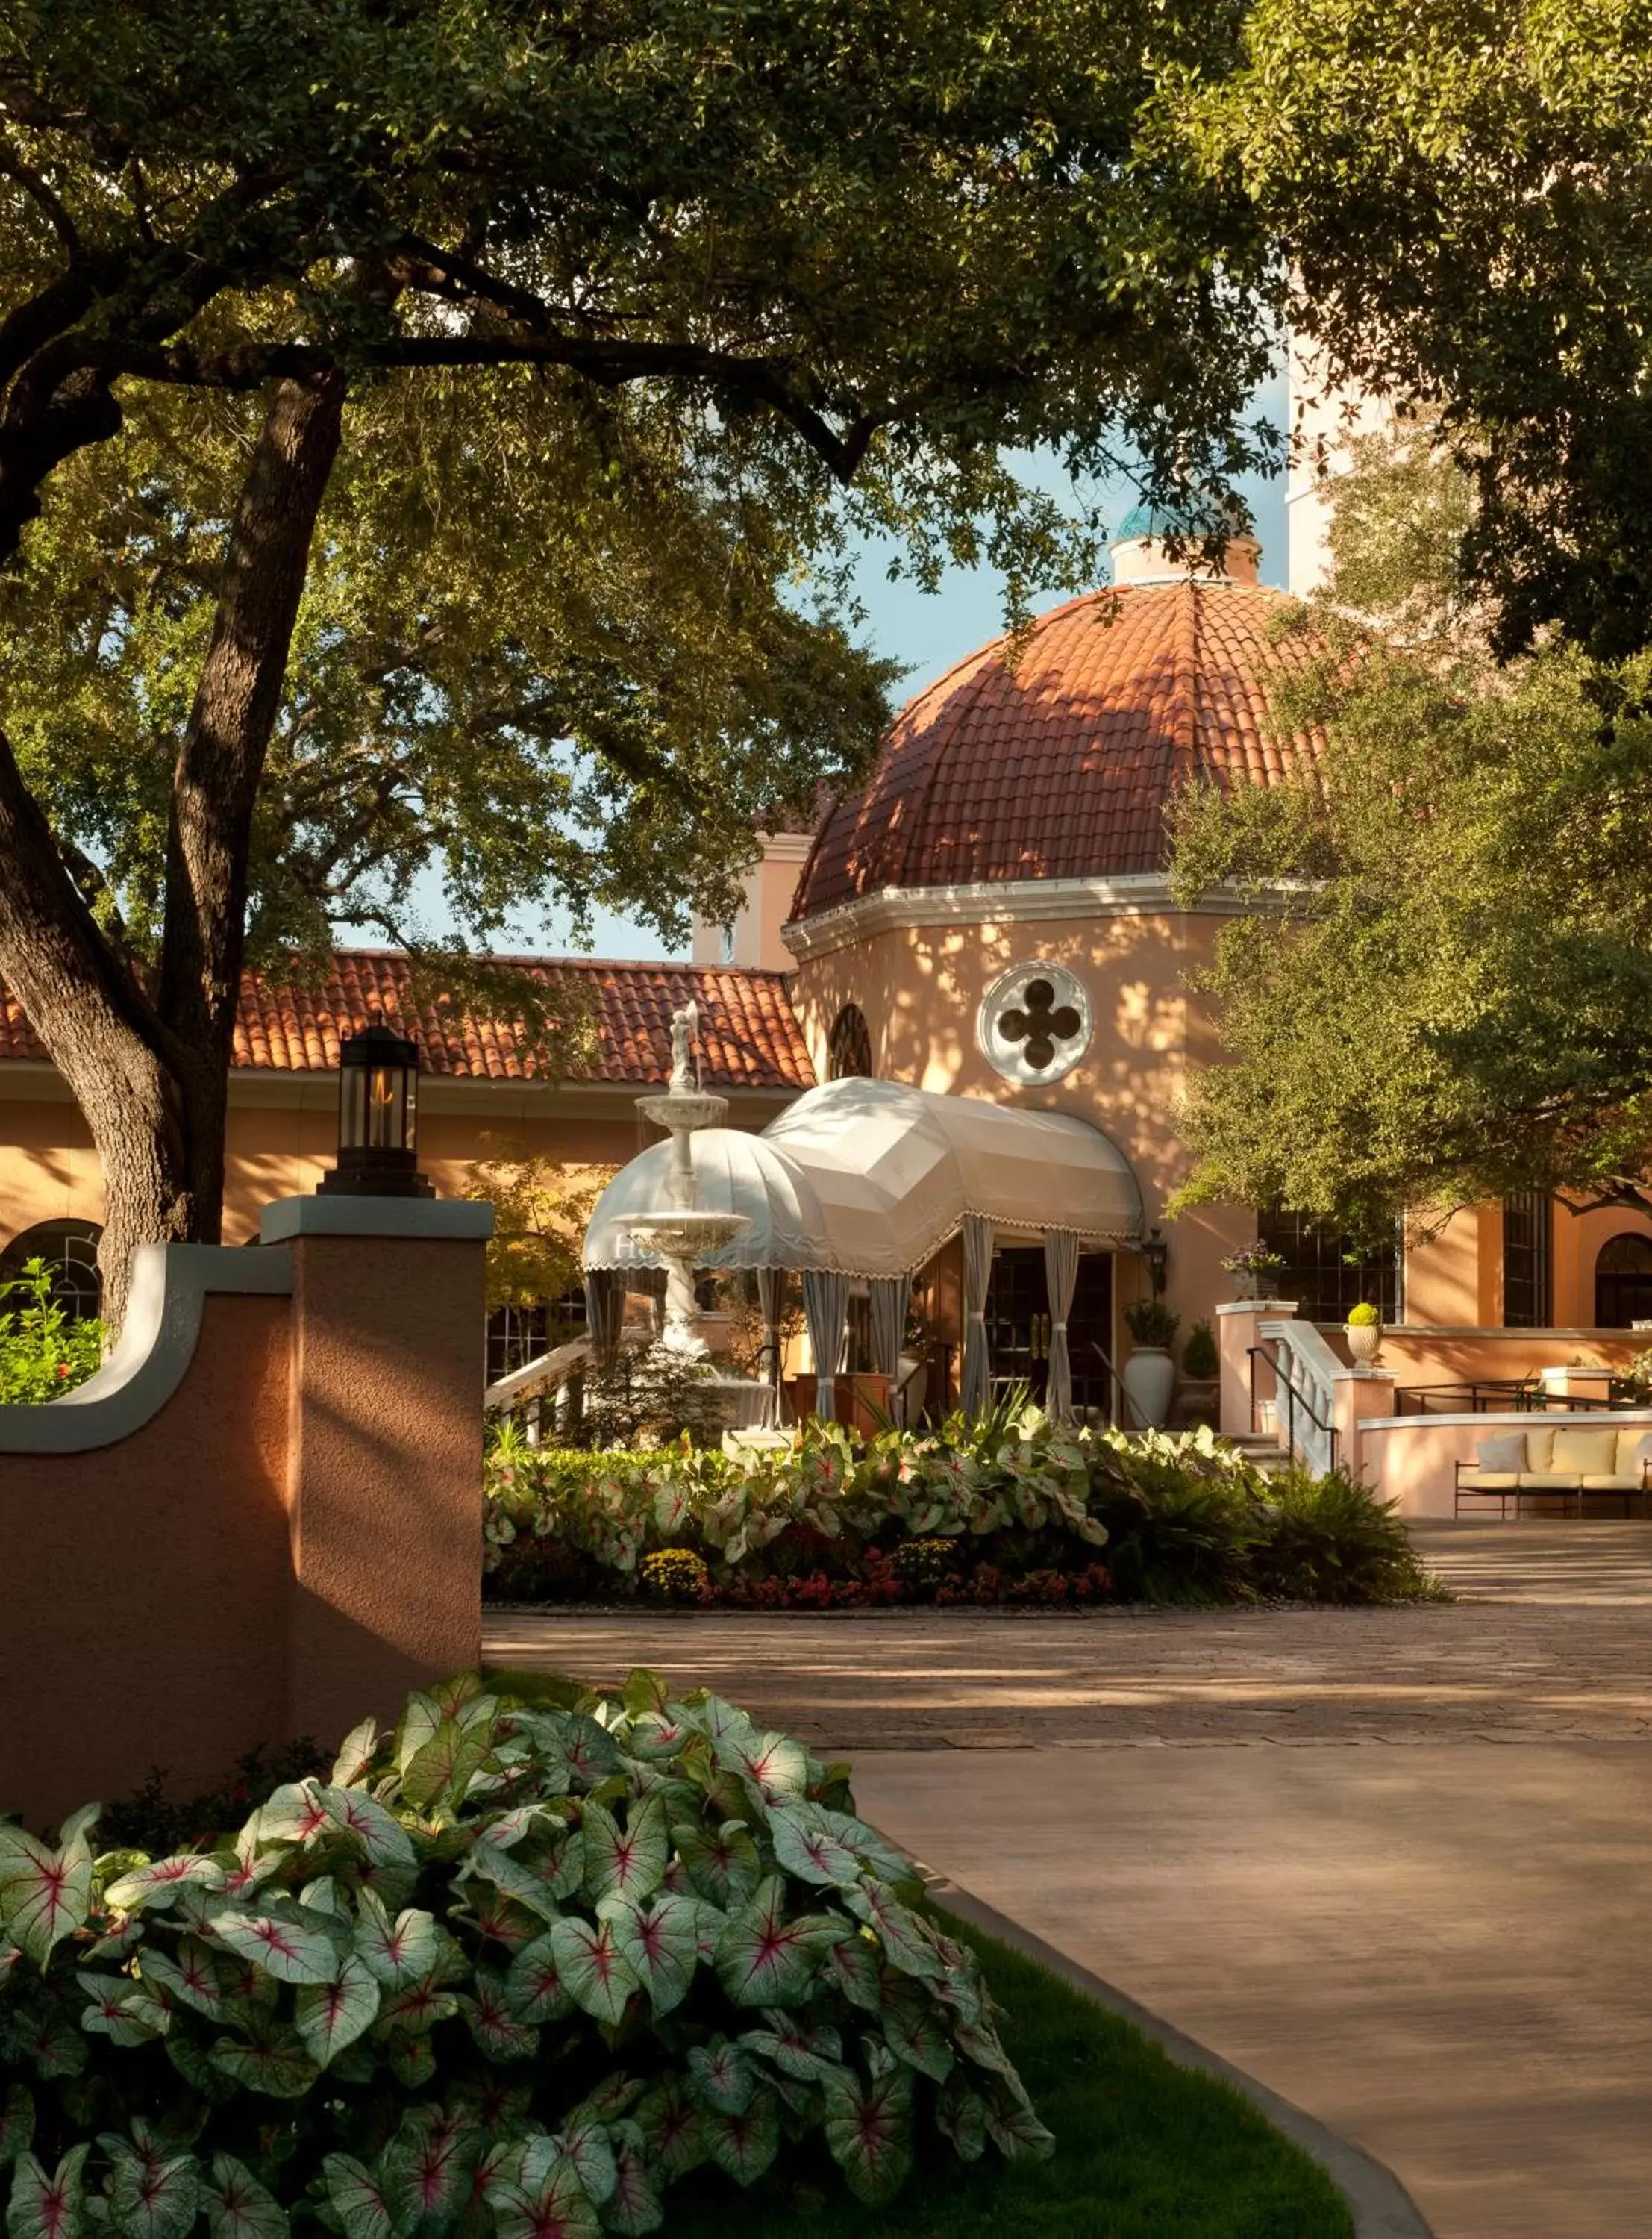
1180, 1321, 1219, 1381
666, 1908, 1355, 2238
0, 1261, 103, 1405
482, 1417, 1439, 1611
1170, 418, 1652, 1234
1249, 1470, 1447, 1607
1123, 1301, 1179, 1349
466, 1152, 609, 1320
576, 1346, 732, 1453
0, 1674, 1051, 2235
1192, 0, 1652, 658
1345, 1304, 1381, 1329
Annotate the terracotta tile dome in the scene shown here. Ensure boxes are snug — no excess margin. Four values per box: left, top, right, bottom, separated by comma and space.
790, 581, 1327, 921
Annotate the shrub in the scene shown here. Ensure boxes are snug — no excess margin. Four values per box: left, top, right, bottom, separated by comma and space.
0, 1672, 1052, 2238
1250, 1469, 1446, 1604
482, 1416, 1440, 1611
1122, 1299, 1179, 1349
886, 1537, 957, 1599
0, 1258, 103, 1404
640, 1549, 713, 1605
1345, 1302, 1381, 1329
577, 1342, 730, 1450
1180, 1320, 1218, 1380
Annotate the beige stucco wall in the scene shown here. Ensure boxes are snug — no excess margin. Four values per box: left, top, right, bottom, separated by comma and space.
790, 910, 1253, 1347
0, 1073, 791, 1258
690, 831, 813, 972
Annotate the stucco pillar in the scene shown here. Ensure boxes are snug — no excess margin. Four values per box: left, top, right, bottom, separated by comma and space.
1331, 1364, 1398, 1485
1215, 1299, 1298, 1437
261, 1196, 493, 1749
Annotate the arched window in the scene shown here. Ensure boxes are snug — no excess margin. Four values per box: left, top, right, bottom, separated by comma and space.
1594, 1232, 1652, 1328
827, 1003, 873, 1080
0, 1218, 104, 1321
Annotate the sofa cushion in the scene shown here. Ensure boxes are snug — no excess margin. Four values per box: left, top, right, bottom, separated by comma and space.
1521, 1426, 1554, 1470
1476, 1432, 1527, 1473
1514, 1472, 1583, 1489
1458, 1470, 1519, 1490
1615, 1428, 1652, 1478
1549, 1427, 1620, 1475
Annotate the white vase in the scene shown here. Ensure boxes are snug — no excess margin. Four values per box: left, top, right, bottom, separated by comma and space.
1121, 1347, 1176, 1430
1346, 1320, 1382, 1364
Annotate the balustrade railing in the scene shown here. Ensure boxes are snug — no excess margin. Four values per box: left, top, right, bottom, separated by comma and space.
1251, 1318, 1341, 1475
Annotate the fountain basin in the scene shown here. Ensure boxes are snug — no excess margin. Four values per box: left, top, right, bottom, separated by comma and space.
635, 1091, 730, 1133
623, 1210, 749, 1261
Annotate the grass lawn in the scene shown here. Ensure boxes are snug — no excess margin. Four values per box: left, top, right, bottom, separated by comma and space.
486, 1670, 1353, 2238
660, 1906, 1352, 2239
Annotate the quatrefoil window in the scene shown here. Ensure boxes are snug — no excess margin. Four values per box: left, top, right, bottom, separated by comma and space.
977, 961, 1092, 1085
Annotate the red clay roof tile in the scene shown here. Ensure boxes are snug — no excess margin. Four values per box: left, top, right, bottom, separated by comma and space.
0, 954, 813, 1093
792, 582, 1328, 919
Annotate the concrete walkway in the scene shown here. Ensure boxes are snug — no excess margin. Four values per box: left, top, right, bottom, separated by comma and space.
485, 1524, 1652, 2239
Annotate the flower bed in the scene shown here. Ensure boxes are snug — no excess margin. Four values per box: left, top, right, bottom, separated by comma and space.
0, 1671, 1052, 2235
484, 1410, 1440, 1610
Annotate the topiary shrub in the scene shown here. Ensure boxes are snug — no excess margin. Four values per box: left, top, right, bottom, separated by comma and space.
0, 1673, 1051, 2237
1180, 1320, 1219, 1381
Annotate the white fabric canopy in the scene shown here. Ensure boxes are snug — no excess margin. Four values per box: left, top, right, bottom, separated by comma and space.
582, 1127, 827, 1272
761, 1078, 1142, 1275
583, 1078, 1142, 1281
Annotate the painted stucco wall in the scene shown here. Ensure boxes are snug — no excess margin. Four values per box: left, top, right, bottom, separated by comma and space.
0, 1077, 792, 1261
0, 1210, 491, 1832
0, 1289, 292, 1825
790, 911, 1252, 1349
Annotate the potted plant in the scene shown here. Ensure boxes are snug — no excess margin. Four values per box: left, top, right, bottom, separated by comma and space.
1221, 1244, 1288, 1301
1176, 1317, 1221, 1428
1121, 1297, 1180, 1428
1345, 1299, 1383, 1364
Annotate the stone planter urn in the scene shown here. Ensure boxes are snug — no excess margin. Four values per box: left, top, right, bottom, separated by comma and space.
1121, 1346, 1176, 1430
1345, 1316, 1383, 1365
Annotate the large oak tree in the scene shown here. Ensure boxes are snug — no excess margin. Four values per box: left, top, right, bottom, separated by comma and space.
0, 0, 1277, 1323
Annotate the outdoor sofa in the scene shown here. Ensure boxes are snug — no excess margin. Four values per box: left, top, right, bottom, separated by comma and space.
1455, 1423, 1652, 1517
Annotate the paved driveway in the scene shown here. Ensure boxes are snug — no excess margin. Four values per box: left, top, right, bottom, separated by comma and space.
485, 1524, 1652, 2239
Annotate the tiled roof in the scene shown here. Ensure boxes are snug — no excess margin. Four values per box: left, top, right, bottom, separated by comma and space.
791, 582, 1329, 919
0, 954, 814, 1093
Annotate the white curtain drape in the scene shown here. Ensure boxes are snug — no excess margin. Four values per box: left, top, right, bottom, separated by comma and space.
960, 1214, 994, 1417
583, 1269, 626, 1366
756, 1265, 786, 1398
801, 1268, 850, 1420
1042, 1231, 1081, 1421
868, 1274, 909, 1381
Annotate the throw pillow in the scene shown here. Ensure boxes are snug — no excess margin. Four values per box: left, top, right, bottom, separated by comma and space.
1475, 1432, 1526, 1473
1548, 1427, 1619, 1475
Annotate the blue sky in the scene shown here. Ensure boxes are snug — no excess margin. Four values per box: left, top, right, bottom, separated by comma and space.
410, 402, 1290, 963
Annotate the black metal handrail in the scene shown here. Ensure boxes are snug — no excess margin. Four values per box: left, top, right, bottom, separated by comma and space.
1390, 1378, 1625, 1416
1248, 1343, 1339, 1471
1085, 1340, 1151, 1431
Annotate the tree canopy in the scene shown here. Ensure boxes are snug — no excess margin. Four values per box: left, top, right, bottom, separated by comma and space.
1199, 0, 1652, 658
0, 0, 1280, 1317
1169, 419, 1652, 1239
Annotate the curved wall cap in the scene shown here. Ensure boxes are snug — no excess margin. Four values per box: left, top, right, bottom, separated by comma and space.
0, 1243, 292, 1456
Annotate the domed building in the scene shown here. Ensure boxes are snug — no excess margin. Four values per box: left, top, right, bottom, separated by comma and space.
764, 515, 1330, 1411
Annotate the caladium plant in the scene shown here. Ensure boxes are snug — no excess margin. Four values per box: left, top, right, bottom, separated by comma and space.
0, 1673, 1049, 2238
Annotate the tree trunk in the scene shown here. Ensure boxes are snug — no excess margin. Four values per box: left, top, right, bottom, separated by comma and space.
0, 375, 345, 1331
158, 372, 345, 1242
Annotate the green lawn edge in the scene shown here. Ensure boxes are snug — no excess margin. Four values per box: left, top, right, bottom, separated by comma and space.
485, 1667, 1354, 2238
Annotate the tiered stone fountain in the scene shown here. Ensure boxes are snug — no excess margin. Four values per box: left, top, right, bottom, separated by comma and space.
622, 1002, 748, 1355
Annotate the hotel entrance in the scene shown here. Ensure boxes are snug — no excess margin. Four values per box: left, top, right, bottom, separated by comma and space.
985, 1246, 1116, 1415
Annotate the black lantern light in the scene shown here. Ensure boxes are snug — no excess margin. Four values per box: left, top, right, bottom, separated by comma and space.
318, 1022, 434, 1199
1144, 1225, 1168, 1296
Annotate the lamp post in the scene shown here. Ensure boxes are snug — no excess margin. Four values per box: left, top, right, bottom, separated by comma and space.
318, 1023, 434, 1199
1144, 1226, 1168, 1296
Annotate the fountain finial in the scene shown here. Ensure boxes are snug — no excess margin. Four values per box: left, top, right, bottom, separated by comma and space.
668, 1000, 698, 1095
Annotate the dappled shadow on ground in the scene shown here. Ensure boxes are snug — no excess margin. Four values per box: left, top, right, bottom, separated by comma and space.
486, 1523, 1652, 1753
